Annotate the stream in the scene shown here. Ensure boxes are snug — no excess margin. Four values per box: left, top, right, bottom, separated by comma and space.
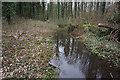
50, 30, 120, 79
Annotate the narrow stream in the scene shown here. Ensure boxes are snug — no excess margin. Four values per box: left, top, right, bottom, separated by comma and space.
50, 30, 120, 78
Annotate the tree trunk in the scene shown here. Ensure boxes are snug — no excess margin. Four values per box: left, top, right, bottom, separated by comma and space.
7, 9, 11, 24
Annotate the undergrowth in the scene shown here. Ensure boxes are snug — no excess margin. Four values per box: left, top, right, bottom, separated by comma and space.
77, 24, 120, 67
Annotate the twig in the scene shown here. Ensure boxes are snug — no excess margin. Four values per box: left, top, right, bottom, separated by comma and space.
107, 70, 114, 80
109, 72, 114, 80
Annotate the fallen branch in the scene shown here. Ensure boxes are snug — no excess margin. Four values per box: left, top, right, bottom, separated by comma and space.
109, 72, 114, 80
98, 23, 113, 30
98, 23, 120, 41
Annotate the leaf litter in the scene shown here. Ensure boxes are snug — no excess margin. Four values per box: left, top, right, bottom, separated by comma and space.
2, 21, 58, 78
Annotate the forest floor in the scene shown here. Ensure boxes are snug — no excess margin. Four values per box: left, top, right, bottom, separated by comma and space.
2, 17, 58, 78
1, 17, 120, 79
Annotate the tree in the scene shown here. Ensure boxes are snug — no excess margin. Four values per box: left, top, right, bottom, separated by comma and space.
16, 2, 22, 16
47, 3, 50, 20
78, 2, 80, 18
81, 2, 84, 17
2, 2, 16, 24
57, 2, 60, 19
96, 2, 99, 12
42, 2, 46, 21
70, 2, 73, 18
101, 2, 106, 14
61, 2, 64, 19
74, 2, 77, 18
49, 2, 53, 19
64, 2, 68, 19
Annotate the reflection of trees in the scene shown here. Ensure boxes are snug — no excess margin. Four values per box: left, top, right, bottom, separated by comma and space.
55, 40, 59, 57
64, 38, 70, 57
65, 38, 79, 64
54, 31, 120, 78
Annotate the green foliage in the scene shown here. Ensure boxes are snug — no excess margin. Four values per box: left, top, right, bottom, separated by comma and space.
83, 23, 91, 28
83, 24, 99, 34
98, 27, 109, 37
79, 32, 120, 67
83, 24, 109, 36
2, 2, 16, 18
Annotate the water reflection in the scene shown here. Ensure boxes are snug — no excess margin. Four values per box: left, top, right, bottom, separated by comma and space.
51, 31, 120, 78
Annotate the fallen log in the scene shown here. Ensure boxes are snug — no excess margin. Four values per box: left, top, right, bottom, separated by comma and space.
98, 23, 120, 41
98, 23, 113, 36
98, 23, 113, 31
48, 61, 59, 68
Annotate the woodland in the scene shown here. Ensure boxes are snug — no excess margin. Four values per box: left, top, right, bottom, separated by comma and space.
1, 1, 120, 79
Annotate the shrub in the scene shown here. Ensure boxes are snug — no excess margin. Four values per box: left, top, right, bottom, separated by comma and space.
83, 23, 109, 37
83, 24, 99, 34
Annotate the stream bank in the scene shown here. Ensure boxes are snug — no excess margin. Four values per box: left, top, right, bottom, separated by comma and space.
77, 32, 120, 67
50, 28, 120, 78
60, 23, 120, 67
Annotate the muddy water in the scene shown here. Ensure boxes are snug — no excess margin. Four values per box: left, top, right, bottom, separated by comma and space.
50, 30, 120, 78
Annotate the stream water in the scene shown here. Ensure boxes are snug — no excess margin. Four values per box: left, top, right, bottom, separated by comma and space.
50, 30, 120, 79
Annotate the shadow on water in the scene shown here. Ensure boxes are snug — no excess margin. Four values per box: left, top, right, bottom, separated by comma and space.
50, 29, 120, 78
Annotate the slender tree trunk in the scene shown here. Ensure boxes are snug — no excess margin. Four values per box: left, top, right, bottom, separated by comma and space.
70, 2, 73, 18
32, 3, 35, 19
74, 2, 77, 18
101, 2, 106, 14
6, 3, 11, 24
61, 2, 64, 19
78, 2, 80, 18
81, 2, 84, 18
7, 10, 11, 24
42, 2, 45, 21
57, 2, 60, 19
